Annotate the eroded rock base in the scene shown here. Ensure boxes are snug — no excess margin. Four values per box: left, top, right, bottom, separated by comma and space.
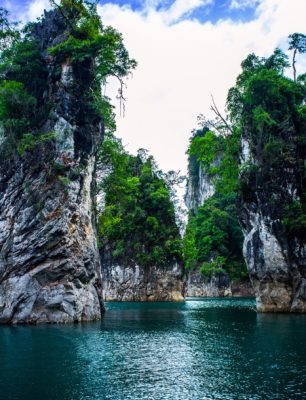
102, 263, 185, 302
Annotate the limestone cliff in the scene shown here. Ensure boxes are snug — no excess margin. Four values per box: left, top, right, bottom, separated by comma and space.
98, 135, 185, 302
184, 129, 253, 297
231, 47, 306, 313
0, 8, 104, 323
239, 122, 306, 312
102, 262, 184, 301
185, 163, 216, 211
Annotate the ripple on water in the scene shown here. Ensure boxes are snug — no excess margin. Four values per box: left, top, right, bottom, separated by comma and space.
0, 298, 306, 400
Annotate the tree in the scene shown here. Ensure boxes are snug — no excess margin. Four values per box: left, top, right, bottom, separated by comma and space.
288, 33, 306, 81
48, 0, 137, 117
0, 8, 19, 51
0, 1, 136, 160
227, 37, 306, 241
98, 134, 182, 268
184, 127, 247, 279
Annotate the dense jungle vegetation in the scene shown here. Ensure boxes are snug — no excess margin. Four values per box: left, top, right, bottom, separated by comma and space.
183, 128, 247, 279
97, 134, 182, 268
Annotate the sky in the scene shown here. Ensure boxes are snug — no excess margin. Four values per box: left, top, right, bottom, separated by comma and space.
1, 0, 306, 178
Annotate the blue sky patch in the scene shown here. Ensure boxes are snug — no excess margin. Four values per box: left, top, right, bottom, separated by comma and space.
2, 0, 260, 24
100, 0, 259, 23
189, 1, 259, 23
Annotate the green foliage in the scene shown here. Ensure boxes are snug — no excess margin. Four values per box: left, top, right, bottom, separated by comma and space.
98, 134, 182, 268
49, 23, 136, 79
92, 94, 116, 133
189, 129, 224, 176
0, 10, 51, 161
200, 256, 226, 277
0, 1, 136, 162
238, 163, 258, 203
48, 0, 136, 129
227, 47, 304, 131
283, 199, 306, 238
289, 33, 306, 53
182, 220, 198, 271
58, 175, 71, 187
289, 33, 306, 80
183, 192, 247, 279
17, 132, 56, 155
0, 80, 37, 157
0, 39, 48, 99
0, 7, 19, 51
0, 36, 50, 164
183, 62, 280, 279
187, 126, 240, 197
227, 35, 306, 242
184, 116, 247, 279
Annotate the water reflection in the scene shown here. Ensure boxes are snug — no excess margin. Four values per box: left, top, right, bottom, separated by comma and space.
0, 299, 306, 400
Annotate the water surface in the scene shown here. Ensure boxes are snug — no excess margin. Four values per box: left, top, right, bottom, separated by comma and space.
1, 298, 306, 400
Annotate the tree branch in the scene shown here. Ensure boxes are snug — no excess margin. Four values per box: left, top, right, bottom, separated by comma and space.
113, 73, 127, 117
210, 95, 234, 135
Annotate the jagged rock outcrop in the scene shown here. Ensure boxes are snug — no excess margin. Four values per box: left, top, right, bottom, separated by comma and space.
239, 123, 306, 312
102, 262, 185, 301
0, 9, 104, 323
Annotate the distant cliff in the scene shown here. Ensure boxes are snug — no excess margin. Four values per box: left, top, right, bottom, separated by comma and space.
0, 1, 135, 323
185, 162, 216, 211
184, 129, 253, 297
98, 136, 185, 301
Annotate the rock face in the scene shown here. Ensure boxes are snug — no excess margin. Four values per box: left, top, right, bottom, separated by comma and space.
185, 163, 216, 211
0, 10, 104, 323
239, 123, 306, 312
102, 263, 185, 301
186, 270, 254, 297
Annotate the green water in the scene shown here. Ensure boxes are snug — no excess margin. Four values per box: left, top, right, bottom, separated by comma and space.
1, 298, 306, 400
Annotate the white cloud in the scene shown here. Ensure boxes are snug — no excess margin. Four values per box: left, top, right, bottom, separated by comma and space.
6, 0, 51, 23
10, 0, 306, 181
25, 0, 50, 21
96, 0, 306, 178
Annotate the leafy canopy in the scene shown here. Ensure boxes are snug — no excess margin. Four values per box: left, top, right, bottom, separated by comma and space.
98, 134, 182, 268
227, 36, 306, 241
184, 124, 247, 279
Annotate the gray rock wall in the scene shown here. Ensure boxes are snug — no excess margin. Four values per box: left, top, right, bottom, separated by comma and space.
185, 163, 216, 211
0, 9, 104, 323
102, 263, 185, 301
186, 269, 254, 298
